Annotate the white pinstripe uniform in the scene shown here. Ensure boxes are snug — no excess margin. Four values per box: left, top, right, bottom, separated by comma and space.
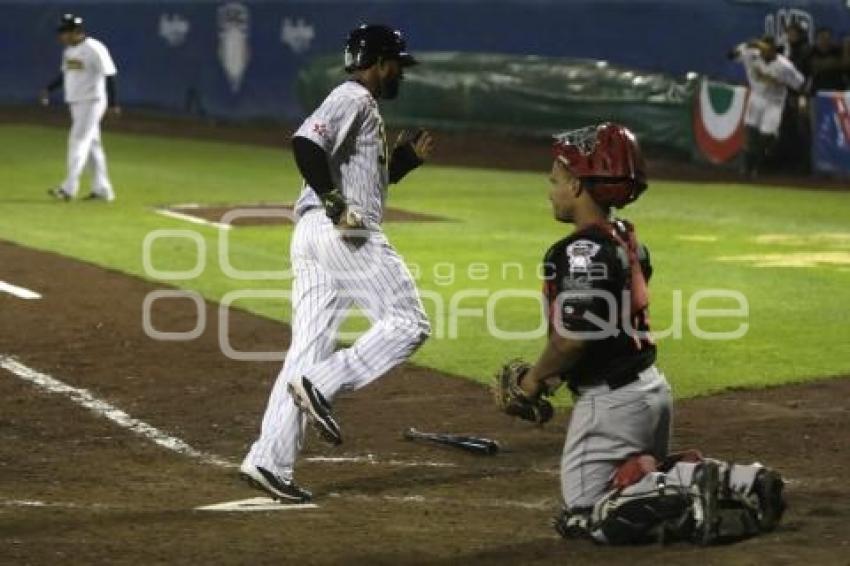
243, 81, 431, 479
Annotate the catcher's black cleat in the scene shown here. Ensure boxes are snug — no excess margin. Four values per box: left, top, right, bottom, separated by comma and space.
48, 188, 71, 201
553, 508, 593, 540
239, 463, 312, 503
753, 468, 786, 532
692, 460, 721, 545
289, 376, 342, 446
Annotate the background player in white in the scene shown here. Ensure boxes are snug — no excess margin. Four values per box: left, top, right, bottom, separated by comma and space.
240, 24, 435, 502
730, 36, 804, 178
42, 14, 120, 202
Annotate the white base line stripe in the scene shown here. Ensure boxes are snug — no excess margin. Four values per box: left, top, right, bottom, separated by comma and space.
154, 208, 232, 231
0, 355, 557, 512
0, 355, 235, 469
0, 355, 461, 471
1, 499, 113, 510
305, 455, 457, 468
0, 356, 556, 476
0, 281, 42, 300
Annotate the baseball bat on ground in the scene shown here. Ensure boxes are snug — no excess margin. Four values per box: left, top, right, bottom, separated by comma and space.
403, 427, 500, 455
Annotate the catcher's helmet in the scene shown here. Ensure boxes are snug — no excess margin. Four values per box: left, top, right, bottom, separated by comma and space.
552, 123, 647, 208
344, 24, 416, 72
56, 13, 84, 33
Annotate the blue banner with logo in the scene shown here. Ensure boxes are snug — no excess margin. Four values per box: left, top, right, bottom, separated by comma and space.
812, 92, 850, 178
1, 1, 849, 121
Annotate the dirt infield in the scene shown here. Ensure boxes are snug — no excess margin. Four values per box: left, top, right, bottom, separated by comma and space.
162, 203, 448, 226
1, 240, 848, 564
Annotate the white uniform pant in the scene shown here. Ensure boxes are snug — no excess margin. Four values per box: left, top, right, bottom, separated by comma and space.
744, 93, 784, 136
244, 210, 431, 477
61, 99, 114, 199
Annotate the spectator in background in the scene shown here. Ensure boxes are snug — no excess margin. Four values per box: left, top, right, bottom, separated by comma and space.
807, 27, 846, 93
784, 22, 810, 73
842, 35, 850, 87
730, 37, 804, 178
773, 22, 811, 174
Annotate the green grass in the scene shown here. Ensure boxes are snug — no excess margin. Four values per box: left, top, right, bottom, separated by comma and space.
2, 124, 849, 400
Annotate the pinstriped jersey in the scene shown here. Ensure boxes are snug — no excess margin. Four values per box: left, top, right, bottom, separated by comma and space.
293, 81, 389, 225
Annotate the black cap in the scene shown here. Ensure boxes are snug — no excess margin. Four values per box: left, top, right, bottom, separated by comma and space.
344, 24, 416, 72
56, 13, 84, 33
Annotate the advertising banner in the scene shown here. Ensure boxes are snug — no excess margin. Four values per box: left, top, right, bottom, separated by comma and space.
812, 91, 850, 178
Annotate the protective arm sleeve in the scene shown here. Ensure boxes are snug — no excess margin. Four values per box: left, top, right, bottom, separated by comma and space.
292, 136, 335, 197
45, 74, 63, 92
106, 76, 118, 107
389, 142, 423, 184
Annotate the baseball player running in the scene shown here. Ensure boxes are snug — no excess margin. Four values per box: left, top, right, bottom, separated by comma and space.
42, 14, 119, 202
240, 24, 434, 502
495, 123, 786, 545
730, 36, 803, 178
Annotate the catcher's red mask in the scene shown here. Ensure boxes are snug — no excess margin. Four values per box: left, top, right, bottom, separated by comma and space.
552, 123, 648, 208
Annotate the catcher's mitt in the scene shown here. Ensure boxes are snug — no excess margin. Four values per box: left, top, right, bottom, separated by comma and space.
493, 359, 554, 424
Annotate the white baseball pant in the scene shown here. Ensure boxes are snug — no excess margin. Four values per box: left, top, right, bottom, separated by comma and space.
61, 99, 114, 199
244, 209, 431, 478
561, 365, 672, 509
744, 94, 784, 136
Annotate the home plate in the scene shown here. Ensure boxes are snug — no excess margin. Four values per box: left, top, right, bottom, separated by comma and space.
196, 497, 318, 512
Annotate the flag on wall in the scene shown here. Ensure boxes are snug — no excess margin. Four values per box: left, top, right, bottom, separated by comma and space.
693, 80, 749, 164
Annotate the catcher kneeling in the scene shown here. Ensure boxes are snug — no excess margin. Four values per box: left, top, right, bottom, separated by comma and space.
495, 123, 785, 545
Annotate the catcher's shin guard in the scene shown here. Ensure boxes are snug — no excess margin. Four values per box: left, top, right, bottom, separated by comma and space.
691, 460, 721, 545
576, 473, 692, 545
593, 482, 691, 544
753, 468, 786, 532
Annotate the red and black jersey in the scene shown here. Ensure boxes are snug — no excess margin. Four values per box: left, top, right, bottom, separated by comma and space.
542, 219, 656, 389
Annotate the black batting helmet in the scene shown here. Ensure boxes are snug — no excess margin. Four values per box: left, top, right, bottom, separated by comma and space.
344, 24, 416, 72
56, 13, 84, 33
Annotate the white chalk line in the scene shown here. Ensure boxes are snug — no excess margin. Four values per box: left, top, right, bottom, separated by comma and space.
0, 280, 42, 300
305, 455, 457, 468
0, 355, 555, 512
0, 355, 233, 469
0, 499, 111, 510
0, 355, 467, 473
154, 208, 233, 231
